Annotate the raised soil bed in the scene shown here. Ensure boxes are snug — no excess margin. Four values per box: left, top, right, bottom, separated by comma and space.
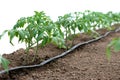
0, 24, 120, 80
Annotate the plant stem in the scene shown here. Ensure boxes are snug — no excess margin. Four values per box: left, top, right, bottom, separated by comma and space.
72, 30, 75, 46
65, 27, 68, 49
32, 40, 38, 62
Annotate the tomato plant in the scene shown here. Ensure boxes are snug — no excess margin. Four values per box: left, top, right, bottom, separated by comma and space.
51, 24, 66, 48
55, 10, 120, 48
57, 14, 72, 42
7, 11, 54, 54
0, 10, 120, 71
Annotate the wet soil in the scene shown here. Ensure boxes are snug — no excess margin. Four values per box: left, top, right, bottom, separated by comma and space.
0, 24, 120, 80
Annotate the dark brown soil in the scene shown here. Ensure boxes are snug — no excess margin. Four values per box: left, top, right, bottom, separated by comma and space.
0, 24, 120, 80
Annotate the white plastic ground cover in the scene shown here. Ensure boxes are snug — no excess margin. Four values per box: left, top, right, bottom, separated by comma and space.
0, 27, 120, 74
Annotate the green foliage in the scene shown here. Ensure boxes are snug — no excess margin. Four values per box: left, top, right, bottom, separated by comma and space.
52, 26, 66, 48
4, 10, 119, 50
56, 13, 73, 48
0, 30, 8, 40
106, 38, 120, 60
7, 11, 54, 53
1, 10, 120, 70
0, 55, 10, 72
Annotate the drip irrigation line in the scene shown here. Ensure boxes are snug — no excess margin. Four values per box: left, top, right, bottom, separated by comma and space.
0, 28, 120, 74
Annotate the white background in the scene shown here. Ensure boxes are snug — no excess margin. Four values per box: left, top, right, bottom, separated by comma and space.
0, 0, 120, 54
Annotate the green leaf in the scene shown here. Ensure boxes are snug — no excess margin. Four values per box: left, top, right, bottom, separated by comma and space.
52, 36, 66, 49
113, 39, 120, 52
37, 33, 44, 41
107, 40, 116, 47
8, 29, 17, 45
18, 30, 25, 42
106, 38, 120, 60
13, 17, 26, 29
0, 55, 10, 72
41, 36, 49, 47
0, 30, 8, 40
106, 47, 111, 60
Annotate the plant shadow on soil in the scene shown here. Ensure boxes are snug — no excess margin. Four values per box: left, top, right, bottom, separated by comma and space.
0, 24, 120, 80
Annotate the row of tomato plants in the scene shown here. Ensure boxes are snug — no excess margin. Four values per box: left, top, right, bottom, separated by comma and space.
0, 10, 120, 71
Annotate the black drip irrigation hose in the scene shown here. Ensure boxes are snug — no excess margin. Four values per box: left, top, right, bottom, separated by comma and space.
0, 27, 120, 74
